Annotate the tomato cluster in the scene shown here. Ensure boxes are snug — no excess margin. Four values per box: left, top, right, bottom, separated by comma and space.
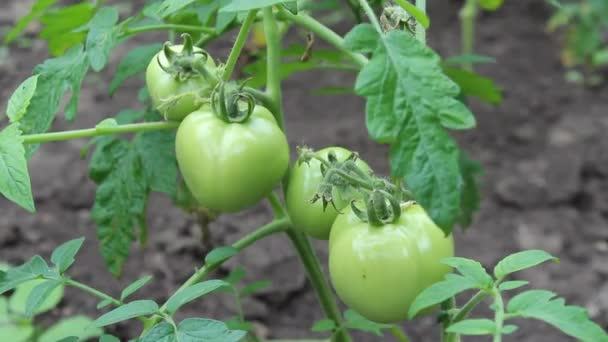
146, 41, 452, 324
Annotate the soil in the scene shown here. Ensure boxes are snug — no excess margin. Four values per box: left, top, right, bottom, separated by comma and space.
1, 0, 607, 341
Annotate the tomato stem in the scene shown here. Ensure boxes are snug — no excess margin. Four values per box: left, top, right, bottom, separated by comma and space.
390, 326, 413, 342
492, 287, 505, 342
63, 278, 121, 307
358, 0, 384, 34
22, 121, 179, 145
415, 0, 427, 43
121, 24, 216, 38
276, 7, 368, 68
451, 290, 489, 323
459, 0, 477, 71
262, 8, 285, 131
223, 10, 258, 81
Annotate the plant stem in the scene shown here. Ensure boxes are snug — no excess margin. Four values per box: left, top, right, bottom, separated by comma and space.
262, 8, 285, 131
22, 121, 179, 145
441, 297, 459, 342
244, 87, 279, 116
451, 290, 489, 323
276, 7, 368, 68
416, 0, 427, 43
286, 229, 351, 342
357, 0, 383, 34
223, 10, 258, 81
390, 326, 412, 342
459, 0, 477, 71
121, 24, 215, 37
64, 279, 121, 306
267, 192, 286, 218
492, 287, 505, 342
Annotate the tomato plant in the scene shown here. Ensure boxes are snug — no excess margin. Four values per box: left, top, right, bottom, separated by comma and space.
329, 202, 453, 323
0, 0, 605, 341
287, 147, 370, 240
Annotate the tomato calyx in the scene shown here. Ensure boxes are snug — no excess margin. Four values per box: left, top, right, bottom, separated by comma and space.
298, 147, 415, 226
211, 81, 255, 123
157, 34, 218, 83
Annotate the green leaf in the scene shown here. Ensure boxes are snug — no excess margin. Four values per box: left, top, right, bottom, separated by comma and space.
442, 66, 503, 104
139, 322, 175, 342
109, 44, 162, 95
5, 75, 39, 123
99, 335, 121, 342
165, 280, 230, 314
120, 275, 153, 301
39, 3, 95, 56
239, 280, 271, 298
342, 309, 393, 336
282, 1, 298, 14
86, 7, 119, 72
442, 257, 493, 288
443, 54, 496, 66
221, 0, 286, 12
24, 279, 63, 317
205, 246, 239, 265
0, 124, 35, 212
51, 237, 85, 273
311, 319, 336, 332
10, 279, 63, 316
21, 44, 89, 151
457, 152, 482, 229
134, 130, 178, 196
4, 0, 59, 43
498, 280, 529, 291
507, 290, 608, 341
345, 24, 475, 233
97, 298, 113, 309
92, 300, 159, 328
494, 250, 558, 280
0, 322, 34, 342
408, 274, 479, 318
446, 319, 496, 335
393, 0, 430, 29
0, 256, 50, 294
55, 337, 79, 342
178, 318, 246, 341
478, 0, 504, 11
156, 0, 198, 18
89, 138, 148, 276
224, 267, 246, 286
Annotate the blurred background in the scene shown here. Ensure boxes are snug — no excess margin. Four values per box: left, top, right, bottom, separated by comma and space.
0, 0, 607, 341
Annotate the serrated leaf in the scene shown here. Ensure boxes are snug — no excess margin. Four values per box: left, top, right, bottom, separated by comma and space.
498, 280, 529, 291
342, 309, 392, 336
120, 275, 153, 301
86, 7, 119, 72
494, 250, 558, 280
21, 44, 89, 153
4, 0, 59, 43
179, 318, 246, 341
92, 300, 159, 328
38, 3, 95, 56
89, 138, 148, 277
51, 237, 85, 273
221, 0, 286, 12
10, 279, 63, 316
239, 280, 271, 298
311, 319, 336, 332
134, 130, 177, 196
442, 257, 493, 288
165, 280, 230, 314
205, 246, 239, 265
109, 44, 162, 95
0, 124, 35, 212
443, 66, 503, 104
6, 75, 39, 123
507, 290, 608, 341
24, 279, 62, 317
457, 152, 482, 229
0, 256, 50, 295
408, 274, 479, 318
393, 0, 430, 29
345, 24, 475, 233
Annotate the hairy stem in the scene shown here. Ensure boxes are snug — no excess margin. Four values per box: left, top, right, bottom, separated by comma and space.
492, 287, 505, 342
22, 121, 179, 145
223, 10, 258, 81
286, 229, 352, 342
459, 0, 477, 70
416, 0, 427, 43
357, 0, 383, 34
277, 7, 368, 68
262, 8, 285, 131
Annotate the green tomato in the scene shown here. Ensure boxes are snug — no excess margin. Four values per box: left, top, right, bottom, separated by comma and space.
145, 45, 216, 121
286, 147, 370, 240
175, 105, 289, 213
329, 203, 454, 323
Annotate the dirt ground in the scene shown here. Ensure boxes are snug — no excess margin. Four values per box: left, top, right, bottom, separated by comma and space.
1, 1, 607, 341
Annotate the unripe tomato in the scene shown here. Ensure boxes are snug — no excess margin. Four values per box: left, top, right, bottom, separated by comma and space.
175, 105, 289, 213
145, 45, 216, 121
286, 147, 370, 240
329, 203, 454, 323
